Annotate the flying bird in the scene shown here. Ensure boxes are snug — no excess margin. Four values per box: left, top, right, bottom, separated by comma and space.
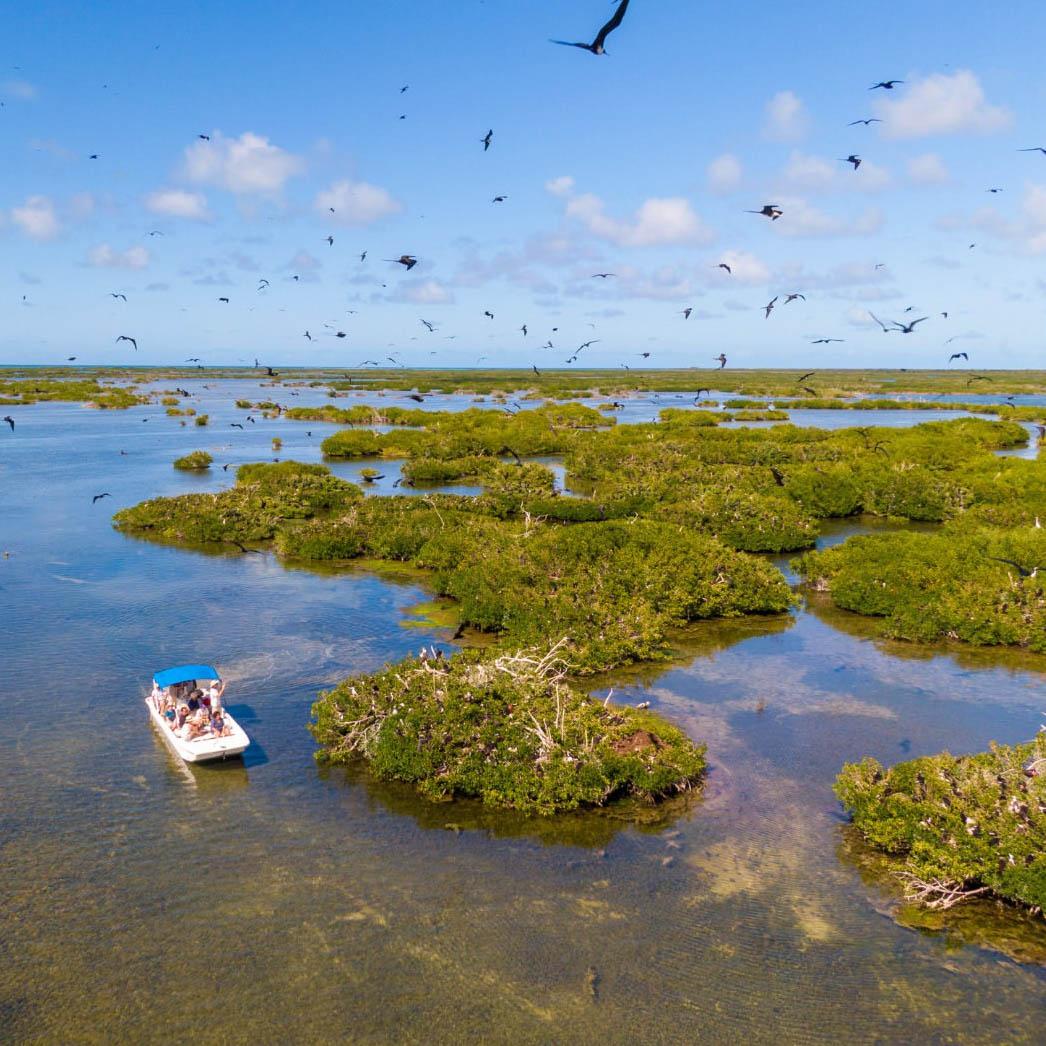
1018, 147, 1046, 155
492, 195, 508, 203
408, 394, 425, 403
811, 338, 844, 344
520, 324, 528, 336
797, 372, 815, 382
420, 319, 436, 332
891, 317, 928, 334
870, 80, 904, 90
217, 297, 229, 303
110, 292, 127, 301
230, 423, 244, 430
763, 296, 778, 319
326, 235, 334, 247
360, 251, 367, 262
484, 310, 494, 319
198, 134, 210, 140
386, 255, 418, 270
948, 352, 969, 362
532, 364, 541, 376
578, 340, 599, 351
840, 154, 861, 170
680, 307, 692, 319
714, 353, 728, 369
717, 263, 732, 274
847, 118, 882, 126
3, 416, 14, 431
551, 0, 631, 56
746, 204, 782, 220
591, 273, 616, 279
303, 331, 312, 341
784, 293, 805, 304
116, 335, 138, 351
481, 129, 493, 151
258, 279, 269, 289
92, 493, 111, 504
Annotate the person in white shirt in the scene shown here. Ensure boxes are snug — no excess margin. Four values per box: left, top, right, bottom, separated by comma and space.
204, 680, 225, 712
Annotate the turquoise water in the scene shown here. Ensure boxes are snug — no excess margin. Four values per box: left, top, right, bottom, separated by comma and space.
1, 386, 1044, 1043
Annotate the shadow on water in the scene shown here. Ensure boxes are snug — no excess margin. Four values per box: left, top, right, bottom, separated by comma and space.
321, 763, 701, 849
837, 826, 1046, 966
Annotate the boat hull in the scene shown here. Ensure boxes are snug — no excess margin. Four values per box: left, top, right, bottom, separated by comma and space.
146, 699, 250, 763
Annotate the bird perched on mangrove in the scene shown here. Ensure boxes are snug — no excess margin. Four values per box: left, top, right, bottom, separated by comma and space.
746, 204, 782, 220
551, 0, 630, 55
116, 335, 138, 351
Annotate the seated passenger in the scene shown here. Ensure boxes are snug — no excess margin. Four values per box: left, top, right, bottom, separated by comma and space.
210, 710, 227, 737
187, 689, 202, 713
175, 704, 189, 731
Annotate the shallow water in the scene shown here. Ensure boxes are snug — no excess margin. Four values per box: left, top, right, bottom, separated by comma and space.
2, 389, 1045, 1043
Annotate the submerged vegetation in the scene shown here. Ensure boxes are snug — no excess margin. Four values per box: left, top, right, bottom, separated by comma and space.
311, 643, 707, 814
0, 376, 146, 409
836, 737, 1046, 913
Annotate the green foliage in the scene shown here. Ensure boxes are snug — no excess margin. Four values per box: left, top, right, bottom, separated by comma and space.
311, 646, 706, 815
0, 377, 146, 409
173, 450, 212, 470
115, 461, 361, 544
835, 736, 1046, 912
795, 526, 1046, 651
194, 413, 209, 426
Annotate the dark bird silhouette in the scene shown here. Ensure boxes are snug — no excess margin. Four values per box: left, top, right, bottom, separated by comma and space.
717, 263, 732, 273
360, 472, 385, 483
334, 331, 347, 339
987, 188, 1003, 193
763, 296, 778, 319
408, 393, 425, 403
769, 466, 786, 487
266, 366, 277, 377
551, 0, 631, 55
304, 331, 312, 341
3, 416, 14, 431
746, 204, 782, 220
258, 279, 269, 289
840, 154, 861, 170
680, 307, 692, 319
784, 293, 805, 304
1018, 147, 1046, 155
326, 235, 334, 247
800, 386, 818, 397
578, 340, 599, 351
116, 335, 138, 351
386, 255, 418, 270
949, 352, 969, 362
870, 80, 904, 90
247, 416, 255, 424
520, 324, 528, 336
230, 540, 263, 555
230, 422, 244, 429
891, 317, 928, 334
492, 195, 507, 203
217, 297, 230, 303
185, 357, 201, 363
92, 493, 111, 504
694, 388, 710, 401
867, 311, 891, 333
848, 118, 882, 126
990, 557, 1044, 579
481, 129, 493, 151
591, 273, 616, 278
198, 134, 210, 140
110, 292, 127, 301
714, 353, 728, 369
639, 351, 651, 358
797, 372, 815, 382
400, 85, 408, 93
484, 310, 494, 319
359, 251, 367, 262
420, 319, 436, 332
532, 364, 541, 376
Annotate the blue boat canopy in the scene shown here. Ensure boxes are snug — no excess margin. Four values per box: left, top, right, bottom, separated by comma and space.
153, 664, 219, 688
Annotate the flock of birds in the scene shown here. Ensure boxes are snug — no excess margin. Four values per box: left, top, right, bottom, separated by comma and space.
12, 0, 1046, 378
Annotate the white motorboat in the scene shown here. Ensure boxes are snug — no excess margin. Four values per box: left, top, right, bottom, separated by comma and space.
147, 664, 250, 763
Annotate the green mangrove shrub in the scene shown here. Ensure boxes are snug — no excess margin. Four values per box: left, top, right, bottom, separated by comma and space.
836, 737, 1046, 912
173, 450, 213, 471
311, 643, 707, 815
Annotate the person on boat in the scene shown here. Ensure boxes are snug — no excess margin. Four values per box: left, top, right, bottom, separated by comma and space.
204, 679, 225, 712
163, 696, 177, 728
210, 709, 228, 737
187, 689, 202, 713
175, 704, 189, 732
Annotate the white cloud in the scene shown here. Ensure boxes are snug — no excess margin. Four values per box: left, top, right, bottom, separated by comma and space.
772, 197, 884, 238
778, 152, 891, 194
388, 279, 454, 305
706, 154, 742, 194
907, 153, 949, 185
315, 179, 402, 225
2, 80, 36, 100
11, 195, 60, 240
545, 175, 575, 197
763, 91, 809, 143
710, 250, 772, 285
873, 71, 1011, 139
88, 244, 150, 269
565, 193, 714, 247
183, 132, 304, 194
146, 188, 210, 220
781, 152, 836, 191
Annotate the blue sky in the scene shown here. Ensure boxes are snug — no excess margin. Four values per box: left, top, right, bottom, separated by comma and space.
4, 1, 1046, 369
